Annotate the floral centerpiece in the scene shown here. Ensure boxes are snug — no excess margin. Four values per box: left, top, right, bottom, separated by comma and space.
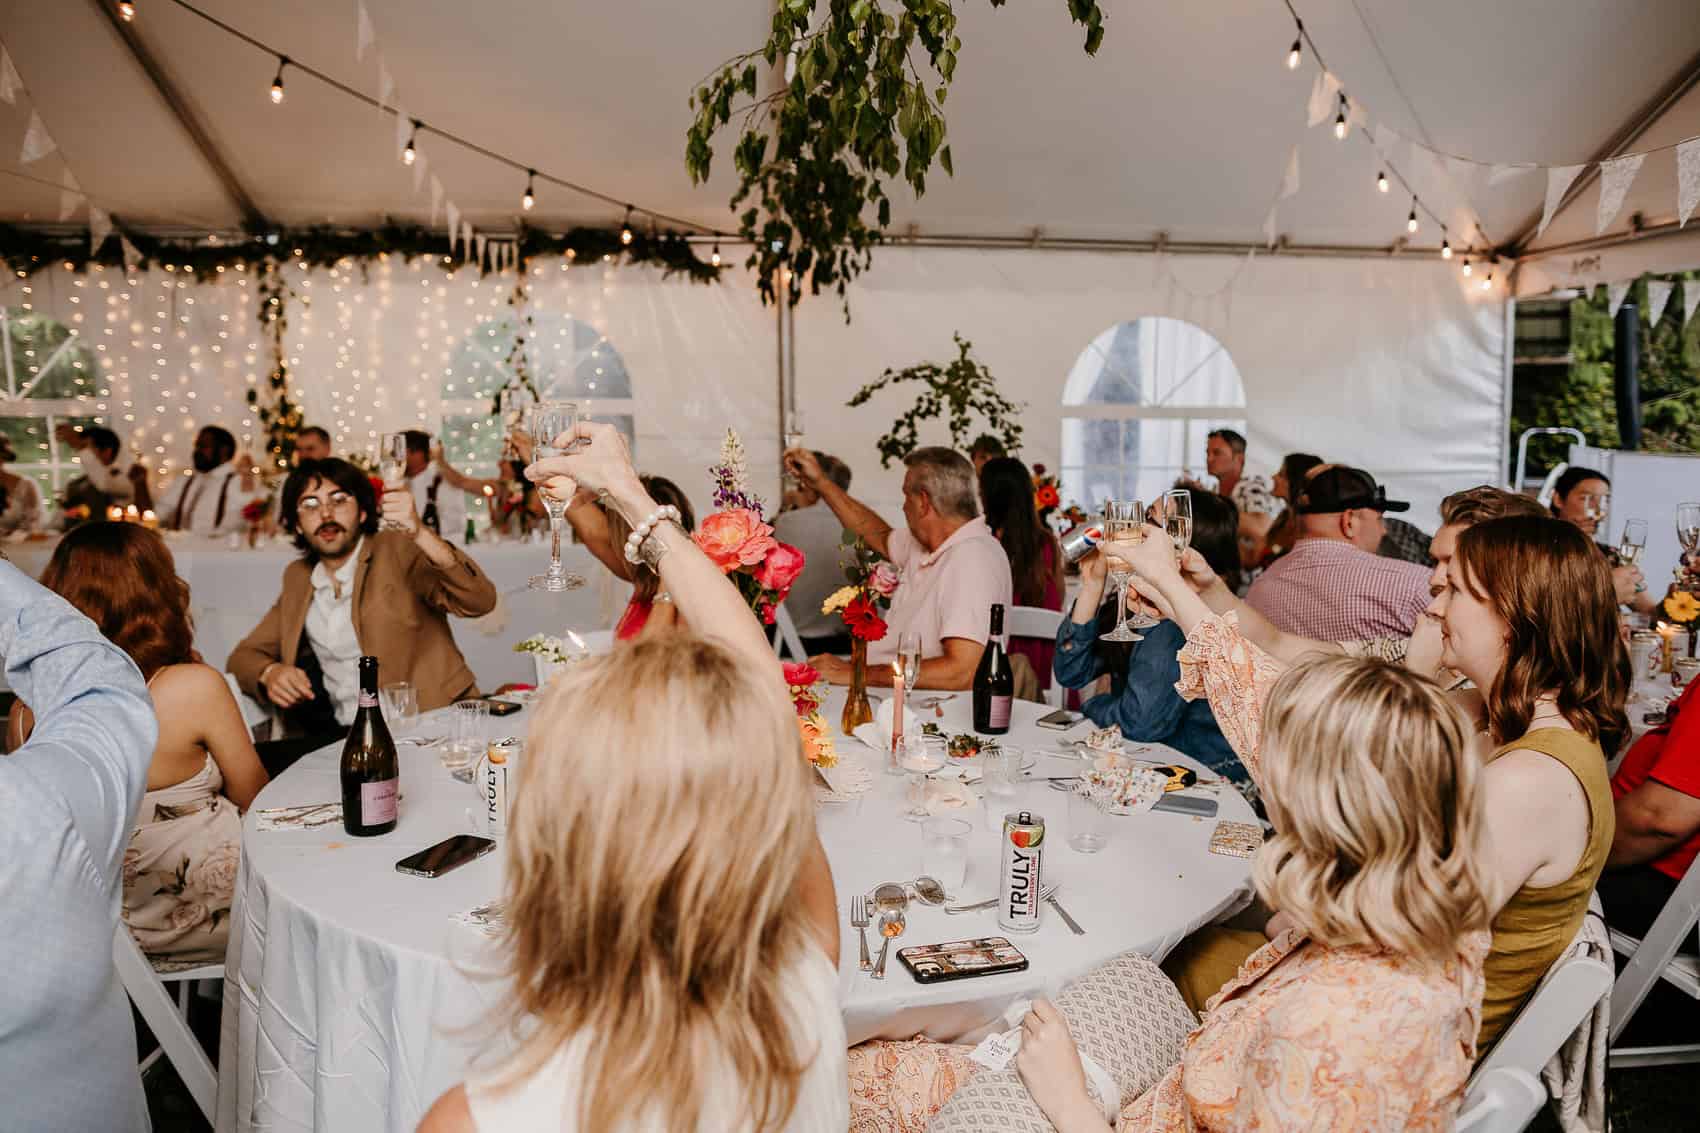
821, 536, 900, 732
786, 662, 837, 769
692, 429, 805, 624
514, 631, 589, 688
1663, 588, 1700, 661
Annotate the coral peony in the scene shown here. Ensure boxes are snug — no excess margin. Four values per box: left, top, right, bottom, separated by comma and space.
845, 594, 889, 642
755, 542, 806, 594
868, 561, 900, 597
692, 508, 778, 573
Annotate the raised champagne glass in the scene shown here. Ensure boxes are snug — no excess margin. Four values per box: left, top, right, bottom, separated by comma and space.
527, 401, 587, 593
1676, 503, 1700, 562
1100, 499, 1146, 643
782, 409, 805, 491
378, 432, 409, 532
1617, 518, 1647, 567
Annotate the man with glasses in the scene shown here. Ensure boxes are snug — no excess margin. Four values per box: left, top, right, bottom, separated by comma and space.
227, 458, 496, 768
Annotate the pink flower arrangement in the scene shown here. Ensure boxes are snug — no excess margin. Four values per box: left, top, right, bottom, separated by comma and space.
693, 508, 779, 572
868, 561, 900, 597
785, 662, 825, 715
696, 429, 806, 626
756, 542, 806, 592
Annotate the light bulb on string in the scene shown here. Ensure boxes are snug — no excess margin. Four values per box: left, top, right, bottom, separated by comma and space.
1406, 198, 1419, 234
117, 0, 135, 21
521, 170, 536, 211
1461, 257, 1473, 277
1441, 238, 1452, 260
1376, 170, 1388, 193
1333, 95, 1348, 141
620, 206, 634, 246
402, 121, 419, 166
710, 242, 722, 268
269, 57, 288, 104
1481, 271, 1493, 292
1286, 19, 1302, 69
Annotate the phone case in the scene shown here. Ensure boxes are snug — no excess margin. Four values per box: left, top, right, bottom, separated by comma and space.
484, 699, 522, 716
395, 836, 496, 877
897, 937, 1030, 983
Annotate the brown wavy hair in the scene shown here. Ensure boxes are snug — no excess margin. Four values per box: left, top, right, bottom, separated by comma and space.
1452, 515, 1630, 752
39, 521, 194, 679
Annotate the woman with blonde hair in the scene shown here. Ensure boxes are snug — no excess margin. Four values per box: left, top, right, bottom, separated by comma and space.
848, 650, 1493, 1131
420, 423, 845, 1133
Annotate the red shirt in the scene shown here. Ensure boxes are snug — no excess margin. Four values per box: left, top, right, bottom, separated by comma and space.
1611, 682, 1700, 882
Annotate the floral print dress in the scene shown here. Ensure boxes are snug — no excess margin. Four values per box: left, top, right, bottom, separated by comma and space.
122, 754, 241, 967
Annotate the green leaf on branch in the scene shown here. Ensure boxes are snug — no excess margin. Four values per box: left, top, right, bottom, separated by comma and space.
847, 333, 1026, 467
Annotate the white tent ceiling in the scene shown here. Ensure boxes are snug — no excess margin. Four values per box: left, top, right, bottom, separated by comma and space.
1, 0, 1698, 277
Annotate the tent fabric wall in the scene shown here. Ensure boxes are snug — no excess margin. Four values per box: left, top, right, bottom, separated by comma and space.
798, 248, 1506, 526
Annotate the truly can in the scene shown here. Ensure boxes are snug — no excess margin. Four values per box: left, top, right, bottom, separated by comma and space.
477, 741, 512, 836
1059, 522, 1105, 564
997, 811, 1045, 934
1631, 630, 1663, 682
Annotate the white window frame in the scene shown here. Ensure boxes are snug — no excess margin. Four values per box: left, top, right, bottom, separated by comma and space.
0, 309, 105, 498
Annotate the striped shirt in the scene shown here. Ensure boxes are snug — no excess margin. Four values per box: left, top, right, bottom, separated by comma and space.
1245, 537, 1433, 642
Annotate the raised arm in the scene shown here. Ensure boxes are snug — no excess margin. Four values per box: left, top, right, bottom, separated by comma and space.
564, 491, 636, 583
1164, 547, 1343, 665
785, 447, 893, 560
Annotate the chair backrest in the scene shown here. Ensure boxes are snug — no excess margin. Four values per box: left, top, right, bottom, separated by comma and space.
1455, 1067, 1547, 1133
112, 927, 218, 1121
1006, 604, 1064, 641
771, 601, 808, 662
1473, 915, 1613, 1085
1608, 847, 1700, 1043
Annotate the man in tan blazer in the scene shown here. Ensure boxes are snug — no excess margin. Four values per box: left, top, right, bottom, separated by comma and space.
229, 457, 497, 757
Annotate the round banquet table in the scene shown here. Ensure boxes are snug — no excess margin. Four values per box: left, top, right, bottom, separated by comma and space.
215, 686, 1256, 1133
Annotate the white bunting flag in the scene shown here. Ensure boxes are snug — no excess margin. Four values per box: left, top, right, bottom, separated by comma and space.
1594, 153, 1644, 235
58, 167, 80, 222
1538, 163, 1586, 238
1684, 282, 1700, 328
120, 234, 141, 274
19, 110, 55, 163
475, 233, 487, 270
377, 60, 394, 116
1487, 163, 1534, 188
394, 103, 410, 159
446, 201, 460, 246
412, 148, 427, 193
1677, 137, 1700, 228
88, 206, 112, 254
1280, 145, 1300, 200
1344, 95, 1368, 133
1608, 280, 1632, 317
430, 175, 443, 227
1306, 71, 1341, 127
1646, 280, 1675, 325
0, 47, 21, 105
461, 221, 473, 262
356, 1, 375, 61
1262, 204, 1278, 249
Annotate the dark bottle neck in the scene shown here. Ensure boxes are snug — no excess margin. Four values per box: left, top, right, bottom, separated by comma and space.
358, 656, 379, 697
989, 604, 1005, 638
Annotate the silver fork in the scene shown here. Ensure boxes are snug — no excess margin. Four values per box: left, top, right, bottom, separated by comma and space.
851, 895, 872, 972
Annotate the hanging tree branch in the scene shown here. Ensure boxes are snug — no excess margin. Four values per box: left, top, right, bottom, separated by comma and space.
686, 0, 1106, 315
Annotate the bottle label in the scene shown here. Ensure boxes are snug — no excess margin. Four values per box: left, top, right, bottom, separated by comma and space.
358, 691, 378, 709
360, 778, 398, 825
989, 695, 1012, 730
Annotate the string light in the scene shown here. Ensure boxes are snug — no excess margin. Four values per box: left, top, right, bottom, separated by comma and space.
401, 120, 419, 166
117, 0, 135, 21
710, 242, 721, 268
1406, 198, 1419, 234
521, 170, 536, 211
1440, 237, 1452, 260
1286, 19, 1302, 69
1481, 271, 1493, 292
1333, 95, 1348, 141
1376, 170, 1388, 193
269, 57, 287, 104
1461, 256, 1473, 277
619, 206, 634, 246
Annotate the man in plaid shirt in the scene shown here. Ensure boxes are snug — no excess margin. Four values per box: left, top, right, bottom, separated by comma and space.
1244, 466, 1432, 641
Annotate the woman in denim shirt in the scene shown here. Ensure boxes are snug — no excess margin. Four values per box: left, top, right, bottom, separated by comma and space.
1053, 490, 1250, 791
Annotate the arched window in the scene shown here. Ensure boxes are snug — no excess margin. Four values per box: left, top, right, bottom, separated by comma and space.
1060, 318, 1246, 508
0, 308, 107, 505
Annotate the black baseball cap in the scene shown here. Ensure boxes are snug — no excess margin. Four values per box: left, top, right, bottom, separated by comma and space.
1296, 466, 1409, 514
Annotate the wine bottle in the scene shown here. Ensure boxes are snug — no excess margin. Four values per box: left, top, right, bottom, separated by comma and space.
972, 603, 1014, 735
341, 655, 399, 836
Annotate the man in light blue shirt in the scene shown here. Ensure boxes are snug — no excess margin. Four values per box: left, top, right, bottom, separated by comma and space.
0, 557, 158, 1131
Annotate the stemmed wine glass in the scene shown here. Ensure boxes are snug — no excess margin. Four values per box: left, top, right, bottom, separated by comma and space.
1617, 518, 1648, 567
1677, 503, 1700, 568
782, 409, 805, 490
1161, 488, 1193, 567
1100, 499, 1146, 643
527, 402, 587, 593
897, 629, 921, 731
378, 433, 409, 532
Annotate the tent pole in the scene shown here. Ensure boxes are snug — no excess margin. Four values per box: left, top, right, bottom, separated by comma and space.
1500, 297, 1516, 488
775, 273, 787, 488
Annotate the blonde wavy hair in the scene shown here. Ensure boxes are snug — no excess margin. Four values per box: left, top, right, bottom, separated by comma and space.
489, 634, 822, 1131
1254, 655, 1493, 964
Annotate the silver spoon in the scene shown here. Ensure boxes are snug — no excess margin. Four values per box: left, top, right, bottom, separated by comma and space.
872, 908, 905, 979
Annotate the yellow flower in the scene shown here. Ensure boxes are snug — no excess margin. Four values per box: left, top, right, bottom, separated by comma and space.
1664, 591, 1700, 623
800, 713, 836, 768
821, 585, 858, 616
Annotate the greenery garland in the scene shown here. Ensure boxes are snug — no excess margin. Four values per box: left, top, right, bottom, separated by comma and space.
848, 332, 1024, 467
686, 0, 1106, 313
249, 263, 303, 474
0, 221, 723, 284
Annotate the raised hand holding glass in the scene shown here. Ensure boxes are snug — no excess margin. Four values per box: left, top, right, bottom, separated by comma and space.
527, 402, 587, 593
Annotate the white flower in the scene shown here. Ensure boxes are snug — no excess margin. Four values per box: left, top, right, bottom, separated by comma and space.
720, 428, 749, 494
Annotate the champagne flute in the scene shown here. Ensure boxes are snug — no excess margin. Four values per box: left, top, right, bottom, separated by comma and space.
782, 409, 805, 490
1100, 499, 1145, 643
378, 432, 409, 532
1677, 503, 1700, 560
898, 631, 922, 690
527, 402, 587, 593
1617, 518, 1647, 567
1162, 488, 1193, 563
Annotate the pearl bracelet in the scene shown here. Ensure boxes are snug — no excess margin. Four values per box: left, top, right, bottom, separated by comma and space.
623, 504, 682, 564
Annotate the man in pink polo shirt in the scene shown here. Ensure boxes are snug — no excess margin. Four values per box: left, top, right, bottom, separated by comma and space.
785, 446, 1012, 690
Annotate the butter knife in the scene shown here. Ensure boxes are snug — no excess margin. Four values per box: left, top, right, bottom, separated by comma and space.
1046, 893, 1086, 935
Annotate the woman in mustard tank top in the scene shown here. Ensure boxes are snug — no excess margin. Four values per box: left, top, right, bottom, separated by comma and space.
1428, 515, 1630, 1046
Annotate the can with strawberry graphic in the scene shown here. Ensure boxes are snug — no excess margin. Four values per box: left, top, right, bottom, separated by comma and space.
998, 811, 1045, 934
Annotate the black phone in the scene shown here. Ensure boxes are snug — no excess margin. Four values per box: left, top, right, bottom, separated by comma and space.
1035, 708, 1085, 730
898, 937, 1030, 984
395, 834, 496, 878
459, 697, 522, 717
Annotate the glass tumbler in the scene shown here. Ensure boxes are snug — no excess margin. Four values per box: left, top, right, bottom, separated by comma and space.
920, 817, 972, 895
1067, 783, 1115, 853
441, 699, 489, 781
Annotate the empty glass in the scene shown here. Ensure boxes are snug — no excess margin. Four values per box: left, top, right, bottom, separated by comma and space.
897, 733, 946, 818
440, 699, 488, 781
379, 682, 417, 739
920, 817, 972, 895
528, 402, 587, 593
1067, 783, 1115, 853
981, 743, 1021, 808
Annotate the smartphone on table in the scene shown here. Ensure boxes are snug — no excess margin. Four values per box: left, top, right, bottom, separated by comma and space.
458, 697, 522, 717
395, 834, 496, 878
1035, 708, 1085, 730
898, 937, 1030, 984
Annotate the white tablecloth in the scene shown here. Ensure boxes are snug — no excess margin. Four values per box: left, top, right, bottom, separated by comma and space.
4, 532, 611, 692
215, 688, 1255, 1132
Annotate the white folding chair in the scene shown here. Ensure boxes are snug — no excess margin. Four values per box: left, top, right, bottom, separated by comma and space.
771, 601, 809, 662
1454, 1067, 1547, 1133
1006, 605, 1065, 707
112, 926, 222, 1123
1607, 853, 1700, 1066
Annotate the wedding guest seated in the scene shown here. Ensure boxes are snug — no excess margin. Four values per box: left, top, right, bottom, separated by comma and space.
55, 422, 143, 505
1260, 450, 1322, 563
432, 431, 546, 537
775, 451, 855, 655
149, 425, 265, 535
1245, 465, 1431, 640
1231, 476, 1278, 594
784, 445, 1011, 691
980, 457, 1062, 694
1380, 513, 1436, 567
7, 523, 268, 965
403, 429, 467, 542
228, 458, 497, 771
1550, 465, 1656, 614
293, 425, 334, 464
1127, 515, 1625, 1048
1054, 490, 1248, 790
967, 432, 1006, 473
0, 435, 41, 534
1204, 427, 1250, 501
420, 421, 846, 1133
563, 474, 697, 640
0, 549, 158, 1131
848, 650, 1494, 1131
